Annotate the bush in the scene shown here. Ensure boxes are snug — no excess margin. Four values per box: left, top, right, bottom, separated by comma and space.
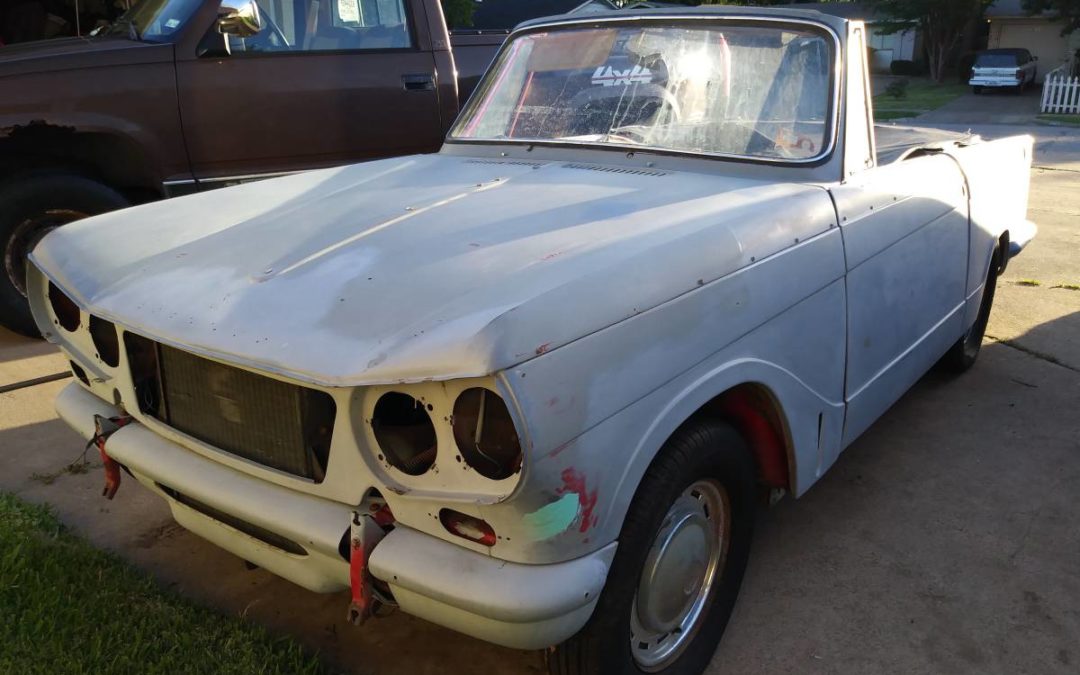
885, 78, 910, 99
890, 59, 928, 76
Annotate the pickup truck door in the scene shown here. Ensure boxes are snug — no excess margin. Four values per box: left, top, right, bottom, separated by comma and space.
831, 154, 970, 446
175, 0, 443, 185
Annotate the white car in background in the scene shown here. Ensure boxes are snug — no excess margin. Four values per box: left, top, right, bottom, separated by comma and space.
970, 48, 1038, 93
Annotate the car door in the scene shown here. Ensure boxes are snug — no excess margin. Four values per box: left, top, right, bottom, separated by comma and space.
831, 154, 970, 446
175, 0, 442, 184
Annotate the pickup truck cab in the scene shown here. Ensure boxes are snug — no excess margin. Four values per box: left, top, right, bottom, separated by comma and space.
0, 0, 506, 336
30, 7, 1036, 675
970, 47, 1038, 93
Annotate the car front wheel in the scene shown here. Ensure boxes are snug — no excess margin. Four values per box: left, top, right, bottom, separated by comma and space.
0, 173, 128, 337
548, 419, 757, 675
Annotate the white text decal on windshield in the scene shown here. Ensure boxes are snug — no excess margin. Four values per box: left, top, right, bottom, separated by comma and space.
591, 65, 653, 87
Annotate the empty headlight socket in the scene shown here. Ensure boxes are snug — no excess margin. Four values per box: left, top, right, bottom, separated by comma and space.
451, 388, 523, 480
370, 392, 437, 475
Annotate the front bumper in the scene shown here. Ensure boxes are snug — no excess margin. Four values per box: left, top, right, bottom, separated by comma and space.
969, 77, 1022, 88
55, 382, 613, 649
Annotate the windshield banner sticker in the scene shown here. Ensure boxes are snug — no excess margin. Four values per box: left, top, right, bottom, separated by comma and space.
591, 65, 653, 87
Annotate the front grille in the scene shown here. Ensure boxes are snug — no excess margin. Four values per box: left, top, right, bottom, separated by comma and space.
125, 334, 335, 481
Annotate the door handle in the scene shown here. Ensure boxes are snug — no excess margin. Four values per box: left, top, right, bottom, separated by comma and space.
402, 73, 435, 91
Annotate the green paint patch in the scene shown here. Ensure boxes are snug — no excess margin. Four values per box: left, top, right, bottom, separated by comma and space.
523, 493, 580, 539
1015, 279, 1041, 287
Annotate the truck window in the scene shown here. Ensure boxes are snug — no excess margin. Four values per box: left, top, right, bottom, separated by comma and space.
227, 0, 412, 53
975, 53, 1019, 68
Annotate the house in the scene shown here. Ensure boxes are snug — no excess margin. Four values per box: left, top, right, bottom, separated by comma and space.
776, 2, 920, 73
986, 0, 1080, 79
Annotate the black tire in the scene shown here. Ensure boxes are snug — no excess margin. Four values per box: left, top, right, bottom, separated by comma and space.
548, 419, 757, 675
0, 173, 128, 336
972, 86, 983, 95
940, 249, 999, 373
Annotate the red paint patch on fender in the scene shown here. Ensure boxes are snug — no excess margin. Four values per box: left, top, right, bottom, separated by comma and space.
558, 468, 598, 533
535, 343, 552, 355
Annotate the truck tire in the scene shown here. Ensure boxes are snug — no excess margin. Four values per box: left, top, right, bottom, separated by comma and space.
940, 249, 999, 373
0, 173, 128, 337
972, 86, 983, 95
547, 419, 757, 675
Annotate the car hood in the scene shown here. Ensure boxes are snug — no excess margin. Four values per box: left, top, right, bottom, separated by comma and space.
32, 152, 834, 386
0, 36, 171, 77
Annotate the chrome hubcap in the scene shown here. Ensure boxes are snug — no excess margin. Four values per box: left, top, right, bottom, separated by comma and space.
630, 479, 729, 671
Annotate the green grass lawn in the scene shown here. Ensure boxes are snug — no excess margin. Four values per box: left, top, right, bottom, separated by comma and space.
0, 492, 328, 675
874, 78, 969, 120
1037, 113, 1080, 126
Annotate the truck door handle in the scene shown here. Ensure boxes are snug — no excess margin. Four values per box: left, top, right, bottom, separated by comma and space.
402, 74, 435, 91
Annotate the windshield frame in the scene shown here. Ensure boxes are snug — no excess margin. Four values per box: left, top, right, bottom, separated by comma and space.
104, 0, 204, 43
446, 15, 843, 167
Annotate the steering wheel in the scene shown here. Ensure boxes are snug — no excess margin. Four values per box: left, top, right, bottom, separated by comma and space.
567, 83, 682, 138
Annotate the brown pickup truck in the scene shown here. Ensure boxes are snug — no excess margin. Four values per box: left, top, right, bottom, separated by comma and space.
0, 0, 522, 336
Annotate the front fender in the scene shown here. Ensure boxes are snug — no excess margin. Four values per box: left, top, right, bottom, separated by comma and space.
480, 275, 847, 564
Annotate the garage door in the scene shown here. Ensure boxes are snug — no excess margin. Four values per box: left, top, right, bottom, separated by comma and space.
998, 20, 1069, 82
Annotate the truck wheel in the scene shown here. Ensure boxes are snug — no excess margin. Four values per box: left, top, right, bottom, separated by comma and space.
548, 419, 757, 675
0, 173, 128, 337
940, 250, 999, 373
972, 86, 983, 95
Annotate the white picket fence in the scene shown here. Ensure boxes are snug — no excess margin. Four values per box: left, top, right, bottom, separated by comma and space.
1041, 64, 1080, 114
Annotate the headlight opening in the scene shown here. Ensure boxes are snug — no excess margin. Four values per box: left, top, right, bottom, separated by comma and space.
452, 388, 522, 480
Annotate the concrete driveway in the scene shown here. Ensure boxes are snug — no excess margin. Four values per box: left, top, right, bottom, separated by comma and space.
2, 122, 1078, 674
916, 85, 1043, 125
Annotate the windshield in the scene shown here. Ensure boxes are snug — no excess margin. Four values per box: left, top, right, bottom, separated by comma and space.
451, 22, 835, 162
105, 0, 203, 42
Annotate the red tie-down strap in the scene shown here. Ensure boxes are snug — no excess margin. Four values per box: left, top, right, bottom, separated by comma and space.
347, 511, 373, 625
88, 414, 133, 500
347, 505, 395, 625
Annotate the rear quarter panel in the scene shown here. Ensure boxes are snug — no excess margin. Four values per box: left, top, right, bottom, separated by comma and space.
946, 135, 1034, 321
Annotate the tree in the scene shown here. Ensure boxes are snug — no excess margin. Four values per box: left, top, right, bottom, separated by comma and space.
441, 0, 475, 28
870, 0, 993, 82
1023, 0, 1080, 34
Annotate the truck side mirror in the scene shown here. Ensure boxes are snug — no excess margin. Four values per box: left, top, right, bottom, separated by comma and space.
216, 0, 261, 38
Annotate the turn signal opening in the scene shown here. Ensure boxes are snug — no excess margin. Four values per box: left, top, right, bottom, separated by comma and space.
371, 392, 436, 475
89, 316, 120, 367
48, 282, 80, 332
452, 388, 522, 480
439, 508, 496, 547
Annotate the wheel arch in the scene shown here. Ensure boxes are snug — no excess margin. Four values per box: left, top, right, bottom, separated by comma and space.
0, 123, 162, 202
599, 358, 837, 538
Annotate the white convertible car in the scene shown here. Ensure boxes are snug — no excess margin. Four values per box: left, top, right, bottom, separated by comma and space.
29, 6, 1035, 675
